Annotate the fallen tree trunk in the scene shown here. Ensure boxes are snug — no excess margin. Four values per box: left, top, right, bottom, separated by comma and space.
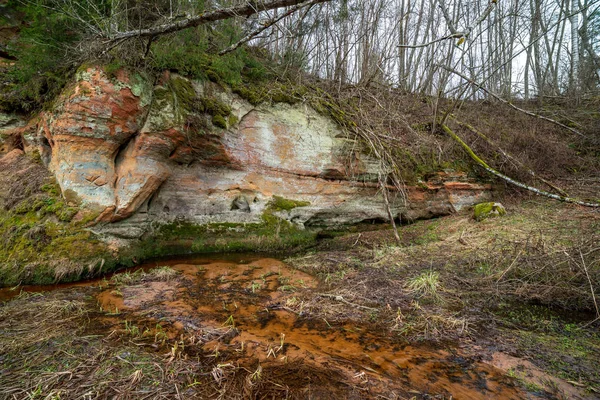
441, 124, 600, 208
448, 115, 570, 197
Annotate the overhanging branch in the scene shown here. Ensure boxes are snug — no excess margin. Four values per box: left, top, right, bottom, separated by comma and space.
104, 0, 332, 45
437, 64, 587, 137
219, 0, 321, 56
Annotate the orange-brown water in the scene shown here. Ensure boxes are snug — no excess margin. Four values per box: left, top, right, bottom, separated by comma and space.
2, 255, 525, 398
98, 257, 522, 398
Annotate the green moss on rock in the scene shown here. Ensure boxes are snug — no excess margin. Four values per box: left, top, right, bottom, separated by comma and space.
211, 114, 227, 129
199, 96, 231, 117
474, 202, 506, 221
232, 84, 266, 105
169, 75, 196, 111
0, 169, 115, 287
268, 196, 311, 211
126, 215, 318, 262
228, 114, 239, 126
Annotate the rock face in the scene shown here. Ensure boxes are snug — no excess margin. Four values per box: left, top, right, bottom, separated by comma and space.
23, 66, 491, 241
38, 68, 152, 211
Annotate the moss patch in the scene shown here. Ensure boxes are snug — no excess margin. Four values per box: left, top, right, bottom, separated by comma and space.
0, 155, 113, 287
168, 75, 196, 111
123, 200, 317, 263
268, 196, 311, 211
474, 202, 507, 221
119, 221, 317, 263
211, 114, 227, 129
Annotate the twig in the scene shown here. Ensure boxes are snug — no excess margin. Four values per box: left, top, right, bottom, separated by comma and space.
219, 0, 320, 55
399, 0, 498, 48
579, 250, 600, 319
379, 172, 401, 245
104, 0, 332, 44
496, 250, 523, 283
582, 316, 600, 328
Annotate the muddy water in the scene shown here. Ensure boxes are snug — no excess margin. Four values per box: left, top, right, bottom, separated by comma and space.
96, 256, 521, 398
2, 255, 525, 398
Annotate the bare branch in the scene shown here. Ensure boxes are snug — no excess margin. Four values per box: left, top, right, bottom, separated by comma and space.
219, 0, 320, 56
441, 124, 599, 207
105, 0, 333, 44
449, 115, 570, 197
398, 33, 463, 49
437, 64, 587, 137
398, 0, 498, 48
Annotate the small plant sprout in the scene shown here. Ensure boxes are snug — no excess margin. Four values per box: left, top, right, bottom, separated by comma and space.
277, 333, 285, 352
249, 280, 262, 293
107, 306, 120, 315
236, 341, 245, 353
249, 365, 263, 382
154, 324, 168, 344
210, 344, 220, 359
406, 270, 442, 301
167, 339, 185, 363
278, 284, 296, 292
224, 315, 235, 329
285, 297, 298, 307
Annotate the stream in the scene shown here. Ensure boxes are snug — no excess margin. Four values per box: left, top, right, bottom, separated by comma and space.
1, 254, 527, 398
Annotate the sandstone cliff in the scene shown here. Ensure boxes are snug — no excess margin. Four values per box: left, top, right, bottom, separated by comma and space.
2, 66, 491, 254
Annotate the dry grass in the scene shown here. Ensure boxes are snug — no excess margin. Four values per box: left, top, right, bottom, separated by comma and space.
0, 289, 207, 399
149, 265, 180, 281
288, 198, 600, 342
316, 81, 599, 191
406, 270, 442, 302
0, 151, 48, 211
391, 301, 471, 340
110, 266, 180, 286
0, 292, 87, 355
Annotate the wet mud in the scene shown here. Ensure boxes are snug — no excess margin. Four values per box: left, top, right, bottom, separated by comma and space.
89, 255, 525, 398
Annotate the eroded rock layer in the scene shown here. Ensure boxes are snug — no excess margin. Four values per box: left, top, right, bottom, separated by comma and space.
9, 66, 491, 240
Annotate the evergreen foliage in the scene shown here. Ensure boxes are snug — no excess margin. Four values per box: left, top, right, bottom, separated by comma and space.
0, 1, 279, 112
0, 1, 86, 111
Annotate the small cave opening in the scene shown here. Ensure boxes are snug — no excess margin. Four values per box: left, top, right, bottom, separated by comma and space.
230, 195, 251, 213
359, 217, 388, 225
113, 136, 133, 169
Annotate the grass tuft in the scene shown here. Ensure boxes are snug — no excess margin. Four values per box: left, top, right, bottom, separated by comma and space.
406, 270, 442, 301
